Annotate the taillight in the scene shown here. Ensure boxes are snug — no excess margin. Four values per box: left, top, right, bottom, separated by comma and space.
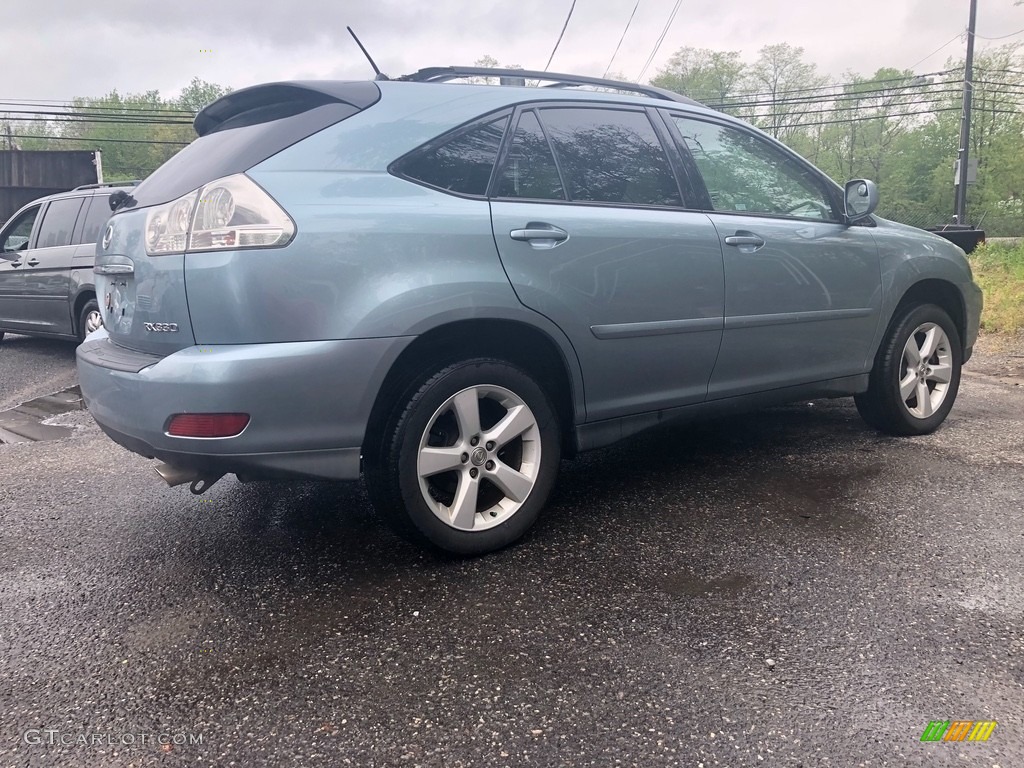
144, 173, 294, 256
167, 413, 250, 438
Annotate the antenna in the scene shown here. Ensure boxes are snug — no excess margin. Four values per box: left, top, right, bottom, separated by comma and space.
347, 27, 388, 81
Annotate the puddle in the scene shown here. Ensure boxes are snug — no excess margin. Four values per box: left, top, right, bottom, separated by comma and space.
658, 572, 753, 597
0, 385, 85, 444
753, 463, 884, 531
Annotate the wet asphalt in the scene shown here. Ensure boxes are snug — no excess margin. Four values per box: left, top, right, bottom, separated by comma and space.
0, 333, 1022, 768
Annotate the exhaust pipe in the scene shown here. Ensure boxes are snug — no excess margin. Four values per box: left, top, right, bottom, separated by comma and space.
154, 463, 224, 494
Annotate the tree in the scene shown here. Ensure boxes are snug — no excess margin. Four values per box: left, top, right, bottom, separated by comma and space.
10, 79, 233, 180
746, 44, 829, 139
650, 47, 746, 103
175, 77, 231, 114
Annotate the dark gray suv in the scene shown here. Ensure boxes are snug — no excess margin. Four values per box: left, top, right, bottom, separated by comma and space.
0, 182, 137, 343
76, 68, 983, 555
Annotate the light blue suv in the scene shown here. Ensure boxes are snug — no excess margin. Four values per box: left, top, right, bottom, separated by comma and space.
77, 67, 983, 555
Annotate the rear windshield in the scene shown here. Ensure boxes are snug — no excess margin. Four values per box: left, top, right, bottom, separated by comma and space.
126, 96, 374, 209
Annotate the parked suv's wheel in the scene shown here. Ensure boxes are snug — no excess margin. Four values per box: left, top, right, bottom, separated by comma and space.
77, 298, 102, 342
365, 358, 562, 556
855, 303, 962, 436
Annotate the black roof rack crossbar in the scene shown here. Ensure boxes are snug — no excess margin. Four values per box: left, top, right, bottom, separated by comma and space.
398, 67, 702, 107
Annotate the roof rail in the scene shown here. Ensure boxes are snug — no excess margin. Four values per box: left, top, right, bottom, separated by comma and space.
398, 67, 702, 107
72, 180, 141, 191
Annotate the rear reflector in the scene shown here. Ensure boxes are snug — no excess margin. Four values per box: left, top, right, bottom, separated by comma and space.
167, 413, 250, 438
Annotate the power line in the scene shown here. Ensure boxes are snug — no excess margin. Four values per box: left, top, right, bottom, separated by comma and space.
710, 82, 963, 110
744, 106, 1020, 129
0, 99, 193, 115
604, 0, 642, 78
975, 27, 1024, 41
906, 31, 966, 71
678, 69, 959, 104
708, 78, 1024, 113
6, 134, 190, 146
637, 0, 684, 82
0, 113, 192, 127
544, 0, 578, 72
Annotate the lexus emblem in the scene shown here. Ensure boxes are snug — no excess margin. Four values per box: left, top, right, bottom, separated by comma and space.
101, 224, 114, 250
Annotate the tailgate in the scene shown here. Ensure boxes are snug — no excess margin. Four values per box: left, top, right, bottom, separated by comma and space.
95, 206, 195, 355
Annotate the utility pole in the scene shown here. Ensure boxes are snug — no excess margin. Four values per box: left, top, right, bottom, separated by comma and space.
954, 0, 978, 224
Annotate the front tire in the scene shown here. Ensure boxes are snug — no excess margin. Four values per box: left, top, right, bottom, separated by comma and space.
855, 303, 962, 436
365, 358, 562, 556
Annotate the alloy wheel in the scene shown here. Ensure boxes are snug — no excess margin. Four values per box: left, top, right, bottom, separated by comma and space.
416, 385, 541, 531
899, 322, 953, 419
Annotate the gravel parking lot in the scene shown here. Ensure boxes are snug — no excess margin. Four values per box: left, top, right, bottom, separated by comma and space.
0, 333, 1022, 767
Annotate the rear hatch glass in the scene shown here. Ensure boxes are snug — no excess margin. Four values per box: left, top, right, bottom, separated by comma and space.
125, 81, 380, 209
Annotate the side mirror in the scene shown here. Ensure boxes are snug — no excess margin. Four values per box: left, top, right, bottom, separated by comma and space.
844, 179, 879, 223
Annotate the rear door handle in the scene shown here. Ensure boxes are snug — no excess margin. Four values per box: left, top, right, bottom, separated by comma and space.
509, 223, 569, 249
26, 258, 39, 266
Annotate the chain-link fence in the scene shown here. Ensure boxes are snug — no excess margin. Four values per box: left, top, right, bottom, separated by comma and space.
878, 205, 1024, 238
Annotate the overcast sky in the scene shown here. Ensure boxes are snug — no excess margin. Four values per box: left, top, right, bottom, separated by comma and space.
5, 0, 1024, 102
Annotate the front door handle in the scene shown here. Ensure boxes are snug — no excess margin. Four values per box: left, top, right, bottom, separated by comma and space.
510, 223, 569, 249
9, 260, 22, 267
724, 233, 766, 250
26, 258, 39, 266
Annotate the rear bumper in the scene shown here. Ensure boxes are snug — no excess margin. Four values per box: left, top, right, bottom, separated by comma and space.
76, 329, 413, 481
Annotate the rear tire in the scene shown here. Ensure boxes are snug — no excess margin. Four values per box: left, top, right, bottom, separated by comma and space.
365, 358, 562, 556
77, 298, 102, 343
855, 303, 962, 436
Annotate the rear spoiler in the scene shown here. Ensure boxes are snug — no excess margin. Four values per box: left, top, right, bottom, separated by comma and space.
194, 81, 380, 137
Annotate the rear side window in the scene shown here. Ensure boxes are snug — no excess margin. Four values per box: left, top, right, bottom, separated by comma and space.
539, 108, 682, 207
78, 196, 111, 246
393, 116, 509, 197
36, 198, 84, 248
493, 110, 565, 201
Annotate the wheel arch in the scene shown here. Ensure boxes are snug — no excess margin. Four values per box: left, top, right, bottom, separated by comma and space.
72, 288, 97, 335
362, 318, 584, 462
891, 279, 967, 353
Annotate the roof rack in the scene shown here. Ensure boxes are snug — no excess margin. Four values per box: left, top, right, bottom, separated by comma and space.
398, 67, 702, 107
72, 180, 141, 191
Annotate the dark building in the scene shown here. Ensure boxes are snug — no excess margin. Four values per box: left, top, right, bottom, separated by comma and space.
0, 150, 101, 223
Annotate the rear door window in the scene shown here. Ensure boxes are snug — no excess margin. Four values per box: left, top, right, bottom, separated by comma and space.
493, 110, 565, 201
393, 116, 509, 197
537, 107, 683, 207
36, 198, 84, 248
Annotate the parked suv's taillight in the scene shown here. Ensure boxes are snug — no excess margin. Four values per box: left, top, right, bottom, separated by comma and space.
144, 173, 294, 256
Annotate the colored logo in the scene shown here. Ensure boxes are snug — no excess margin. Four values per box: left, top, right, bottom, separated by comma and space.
920, 720, 997, 742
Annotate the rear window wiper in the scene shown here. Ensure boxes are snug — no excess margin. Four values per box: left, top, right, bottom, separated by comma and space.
109, 189, 136, 212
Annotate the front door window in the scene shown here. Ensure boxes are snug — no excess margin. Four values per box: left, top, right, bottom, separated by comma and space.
1, 206, 41, 253
672, 116, 836, 221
